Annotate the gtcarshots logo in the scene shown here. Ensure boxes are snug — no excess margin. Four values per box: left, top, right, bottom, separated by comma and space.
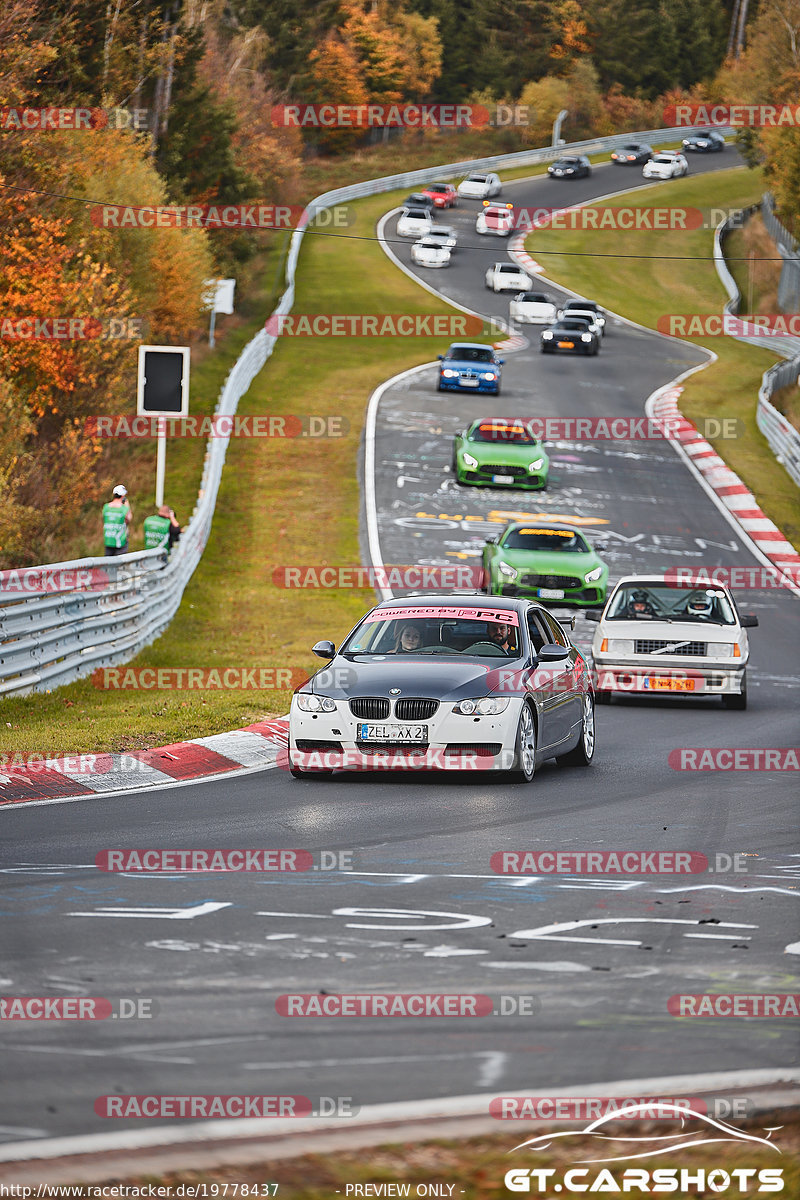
504, 1103, 784, 1193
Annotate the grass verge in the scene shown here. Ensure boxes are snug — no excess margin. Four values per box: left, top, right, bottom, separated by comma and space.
522, 166, 799, 548
2, 187, 495, 755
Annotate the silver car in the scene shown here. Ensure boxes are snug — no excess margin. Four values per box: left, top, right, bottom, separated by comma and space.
587, 575, 758, 709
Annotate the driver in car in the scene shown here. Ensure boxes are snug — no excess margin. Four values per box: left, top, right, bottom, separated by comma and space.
625, 589, 656, 618
487, 620, 518, 653
395, 623, 423, 652
683, 593, 714, 620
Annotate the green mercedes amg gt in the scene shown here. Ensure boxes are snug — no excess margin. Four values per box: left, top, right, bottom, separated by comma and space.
483, 521, 609, 605
453, 418, 549, 490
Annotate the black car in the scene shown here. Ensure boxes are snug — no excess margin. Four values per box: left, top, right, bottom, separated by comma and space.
541, 317, 600, 355
682, 130, 725, 153
611, 142, 653, 165
403, 192, 436, 209
547, 155, 592, 179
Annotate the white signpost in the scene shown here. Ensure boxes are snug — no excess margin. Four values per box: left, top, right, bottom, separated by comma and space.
204, 278, 236, 348
136, 345, 190, 506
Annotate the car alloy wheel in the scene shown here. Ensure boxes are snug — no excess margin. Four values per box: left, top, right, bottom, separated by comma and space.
558, 695, 596, 766
509, 702, 536, 782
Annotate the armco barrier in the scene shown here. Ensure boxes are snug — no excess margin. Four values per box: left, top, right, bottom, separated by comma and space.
0, 125, 720, 697
714, 198, 800, 487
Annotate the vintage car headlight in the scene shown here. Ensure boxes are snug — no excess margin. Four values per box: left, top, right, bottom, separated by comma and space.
584, 565, 604, 582
462, 452, 479, 468
606, 639, 633, 654
296, 693, 337, 712
542, 331, 554, 340
581, 333, 593, 342
528, 457, 544, 471
707, 642, 735, 657
454, 697, 510, 715
441, 368, 458, 378
498, 561, 518, 580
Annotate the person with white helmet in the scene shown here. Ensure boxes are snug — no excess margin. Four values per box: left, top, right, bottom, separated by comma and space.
685, 592, 715, 620
102, 484, 133, 556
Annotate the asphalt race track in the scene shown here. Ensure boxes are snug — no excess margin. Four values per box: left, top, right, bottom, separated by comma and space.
1, 151, 798, 1146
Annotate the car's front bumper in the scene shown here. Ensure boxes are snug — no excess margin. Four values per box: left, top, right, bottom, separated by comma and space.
592, 658, 747, 695
492, 580, 606, 605
439, 376, 500, 393
289, 696, 521, 771
457, 466, 547, 489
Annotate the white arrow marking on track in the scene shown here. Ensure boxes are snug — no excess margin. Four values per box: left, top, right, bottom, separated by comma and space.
68, 901, 233, 920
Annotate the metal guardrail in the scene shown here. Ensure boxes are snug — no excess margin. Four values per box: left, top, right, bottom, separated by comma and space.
0, 124, 725, 698
714, 198, 800, 488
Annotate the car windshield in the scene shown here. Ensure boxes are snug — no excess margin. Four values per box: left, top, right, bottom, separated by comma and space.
341, 607, 521, 658
605, 585, 736, 624
470, 421, 538, 445
446, 346, 494, 362
558, 319, 592, 331
467, 174, 487, 182
520, 293, 549, 303
427, 185, 448, 193
430, 227, 454, 236
553, 160, 575, 168
565, 301, 597, 311
403, 209, 428, 219
417, 240, 440, 248
501, 528, 589, 553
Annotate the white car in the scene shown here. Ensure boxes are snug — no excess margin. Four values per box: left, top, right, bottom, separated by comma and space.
558, 299, 606, 333
643, 153, 689, 179
410, 237, 451, 268
560, 308, 604, 337
587, 575, 758, 709
509, 291, 557, 325
397, 207, 433, 238
486, 262, 533, 293
457, 171, 501, 200
427, 224, 458, 252
476, 202, 515, 236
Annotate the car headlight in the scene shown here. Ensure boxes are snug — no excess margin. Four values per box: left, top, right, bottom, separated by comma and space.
542, 331, 554, 340
462, 452, 478, 468
498, 561, 518, 580
296, 693, 337, 712
482, 372, 497, 380
581, 333, 592, 342
441, 368, 458, 378
584, 565, 604, 582
454, 697, 510, 715
606, 639, 633, 654
708, 642, 734, 657
528, 457, 544, 471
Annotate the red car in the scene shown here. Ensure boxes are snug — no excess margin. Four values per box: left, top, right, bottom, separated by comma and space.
422, 182, 458, 209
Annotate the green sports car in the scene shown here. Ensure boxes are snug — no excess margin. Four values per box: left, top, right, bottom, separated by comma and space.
453, 418, 549, 490
483, 521, 608, 605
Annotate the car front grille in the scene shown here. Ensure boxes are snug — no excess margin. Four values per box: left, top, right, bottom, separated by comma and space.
444, 744, 502, 757
355, 742, 429, 754
394, 697, 438, 721
295, 739, 342, 752
520, 573, 583, 589
349, 697, 390, 720
634, 640, 707, 656
478, 464, 528, 477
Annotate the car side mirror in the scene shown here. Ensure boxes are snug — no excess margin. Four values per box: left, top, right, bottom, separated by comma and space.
437, 354, 444, 361
498, 358, 505, 365
585, 610, 601, 622
486, 535, 498, 544
740, 614, 759, 628
312, 640, 335, 659
537, 643, 570, 662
